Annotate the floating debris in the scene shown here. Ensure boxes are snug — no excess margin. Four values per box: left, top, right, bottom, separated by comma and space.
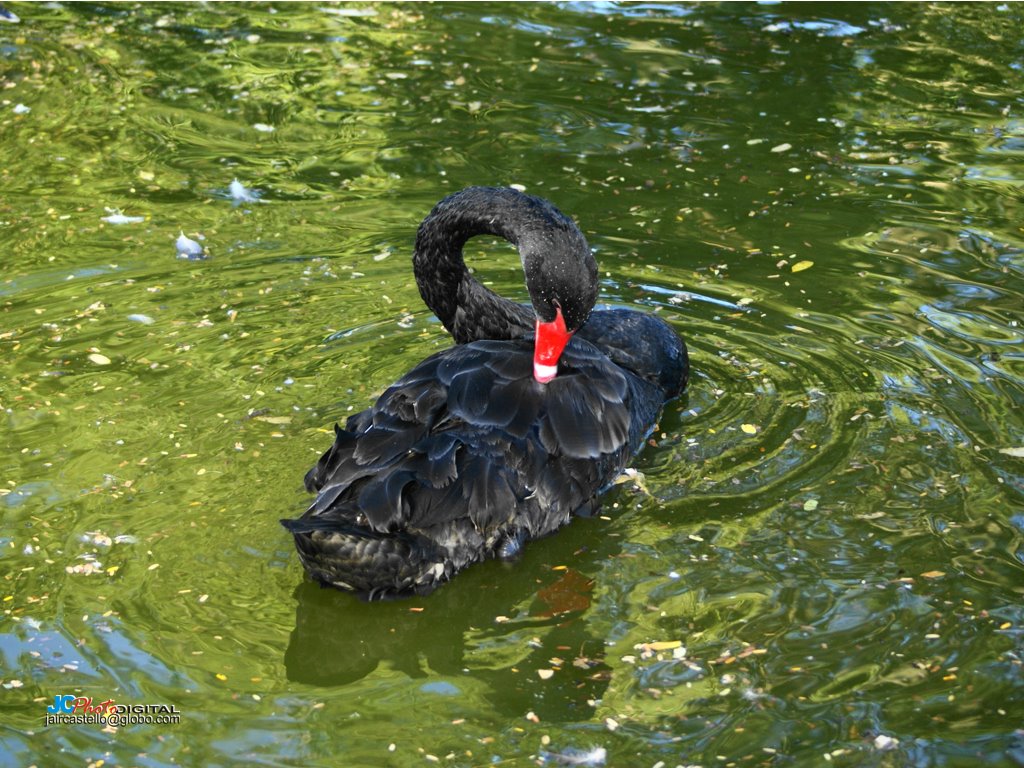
771, 142, 793, 153
873, 734, 899, 751
228, 178, 262, 205
612, 467, 647, 488
763, 20, 865, 37
252, 123, 275, 133
176, 231, 207, 260
320, 5, 378, 16
87, 353, 111, 366
127, 314, 155, 325
12, 103, 30, 114
67, 555, 104, 576
253, 415, 292, 425
0, 5, 20, 23
540, 746, 607, 766
83, 532, 113, 547
635, 640, 683, 653
741, 423, 758, 434
791, 260, 815, 272
102, 209, 145, 225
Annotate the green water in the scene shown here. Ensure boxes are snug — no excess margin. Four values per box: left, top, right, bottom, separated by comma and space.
2, 2, 1023, 766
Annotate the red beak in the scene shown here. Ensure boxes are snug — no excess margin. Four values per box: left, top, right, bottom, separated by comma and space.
533, 306, 573, 384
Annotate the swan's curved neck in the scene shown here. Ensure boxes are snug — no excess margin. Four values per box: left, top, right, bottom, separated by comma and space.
413, 188, 540, 344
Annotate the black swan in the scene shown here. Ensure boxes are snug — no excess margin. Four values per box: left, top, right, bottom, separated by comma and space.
282, 187, 688, 598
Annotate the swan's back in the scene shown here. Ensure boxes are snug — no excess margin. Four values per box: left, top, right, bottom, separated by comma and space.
284, 335, 665, 598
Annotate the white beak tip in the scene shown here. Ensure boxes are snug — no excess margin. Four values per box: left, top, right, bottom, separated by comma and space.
533, 362, 558, 383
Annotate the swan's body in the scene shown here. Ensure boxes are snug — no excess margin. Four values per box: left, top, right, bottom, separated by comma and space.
282, 187, 687, 598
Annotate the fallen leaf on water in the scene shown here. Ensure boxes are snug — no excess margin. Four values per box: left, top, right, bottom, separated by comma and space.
803, 498, 819, 511
771, 142, 792, 153
921, 570, 945, 579
998, 447, 1024, 457
254, 415, 292, 425
638, 640, 682, 651
741, 423, 758, 434
537, 669, 554, 680
535, 569, 594, 617
791, 260, 814, 272
88, 353, 111, 365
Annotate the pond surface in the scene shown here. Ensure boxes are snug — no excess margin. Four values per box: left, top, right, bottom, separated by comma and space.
2, 2, 1023, 766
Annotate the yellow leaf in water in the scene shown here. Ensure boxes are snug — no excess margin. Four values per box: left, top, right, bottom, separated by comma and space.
921, 570, 945, 579
741, 423, 758, 434
255, 415, 292, 425
88, 353, 111, 365
641, 640, 682, 651
215, 673, 227, 681
791, 260, 814, 272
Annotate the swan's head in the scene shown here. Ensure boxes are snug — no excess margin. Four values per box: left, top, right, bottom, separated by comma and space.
519, 226, 598, 384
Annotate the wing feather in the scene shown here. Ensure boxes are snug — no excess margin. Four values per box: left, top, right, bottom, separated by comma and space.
291, 335, 656, 561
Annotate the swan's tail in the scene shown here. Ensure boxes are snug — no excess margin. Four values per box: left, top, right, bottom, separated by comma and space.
280, 518, 452, 599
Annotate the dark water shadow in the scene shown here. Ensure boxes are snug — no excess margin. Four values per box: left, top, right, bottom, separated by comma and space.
283, 515, 623, 719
